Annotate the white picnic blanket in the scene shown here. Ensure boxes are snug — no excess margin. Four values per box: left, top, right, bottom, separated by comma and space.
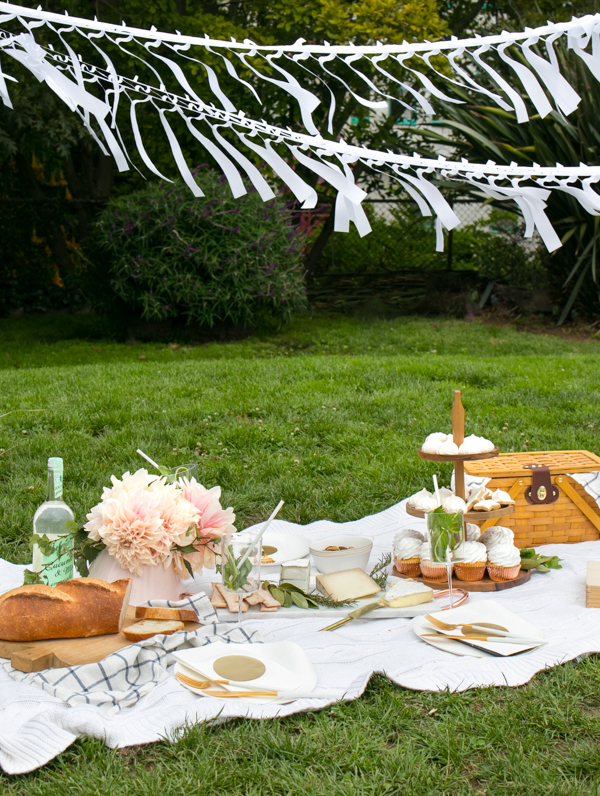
1, 498, 600, 775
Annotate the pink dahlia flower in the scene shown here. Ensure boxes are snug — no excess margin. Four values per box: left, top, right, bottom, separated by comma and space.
176, 477, 236, 574
85, 488, 167, 575
84, 469, 234, 577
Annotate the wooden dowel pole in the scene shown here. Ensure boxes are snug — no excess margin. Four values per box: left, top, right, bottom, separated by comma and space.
452, 391, 465, 499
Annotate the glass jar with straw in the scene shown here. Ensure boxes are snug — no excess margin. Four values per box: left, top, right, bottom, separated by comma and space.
426, 507, 464, 609
218, 500, 284, 623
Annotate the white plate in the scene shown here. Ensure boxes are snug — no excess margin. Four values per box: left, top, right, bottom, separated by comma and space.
412, 600, 545, 658
259, 532, 310, 567
173, 640, 317, 703
213, 577, 442, 622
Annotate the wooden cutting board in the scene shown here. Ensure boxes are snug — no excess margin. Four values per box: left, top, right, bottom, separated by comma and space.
0, 607, 201, 673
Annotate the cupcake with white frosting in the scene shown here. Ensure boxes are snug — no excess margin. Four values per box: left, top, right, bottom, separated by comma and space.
487, 543, 521, 582
418, 540, 450, 580
465, 522, 481, 542
453, 540, 487, 581
393, 529, 425, 545
393, 534, 423, 578
479, 525, 514, 549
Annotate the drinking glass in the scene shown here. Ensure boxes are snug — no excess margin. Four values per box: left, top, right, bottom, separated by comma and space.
167, 463, 199, 484
220, 532, 262, 623
427, 508, 464, 609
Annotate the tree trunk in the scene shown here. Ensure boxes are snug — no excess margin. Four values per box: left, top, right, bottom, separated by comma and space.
15, 151, 75, 278
304, 204, 335, 278
62, 150, 113, 242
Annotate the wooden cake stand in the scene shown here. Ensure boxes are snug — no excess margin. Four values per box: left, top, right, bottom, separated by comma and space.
403, 389, 529, 598
406, 503, 515, 524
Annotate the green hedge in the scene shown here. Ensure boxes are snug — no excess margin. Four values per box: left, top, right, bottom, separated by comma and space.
92, 168, 307, 329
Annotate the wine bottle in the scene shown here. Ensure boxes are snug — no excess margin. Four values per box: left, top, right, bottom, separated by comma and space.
31, 457, 75, 586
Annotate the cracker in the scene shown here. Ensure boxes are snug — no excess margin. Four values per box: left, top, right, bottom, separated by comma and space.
210, 582, 227, 609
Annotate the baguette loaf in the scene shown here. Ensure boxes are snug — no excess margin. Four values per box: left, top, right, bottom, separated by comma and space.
0, 578, 132, 641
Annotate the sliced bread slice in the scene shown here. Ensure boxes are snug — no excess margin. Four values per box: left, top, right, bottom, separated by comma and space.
134, 606, 198, 622
122, 619, 184, 641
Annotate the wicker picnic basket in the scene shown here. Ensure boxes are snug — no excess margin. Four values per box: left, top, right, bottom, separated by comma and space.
464, 450, 600, 548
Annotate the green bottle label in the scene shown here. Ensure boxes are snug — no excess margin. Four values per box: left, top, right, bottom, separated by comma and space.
40, 535, 74, 586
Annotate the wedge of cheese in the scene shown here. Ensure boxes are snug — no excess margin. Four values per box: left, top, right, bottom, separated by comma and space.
315, 568, 380, 602
384, 579, 433, 607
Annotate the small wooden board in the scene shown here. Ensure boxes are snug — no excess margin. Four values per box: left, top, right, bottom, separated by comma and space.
405, 504, 515, 523
418, 446, 500, 462
394, 566, 531, 592
0, 607, 201, 673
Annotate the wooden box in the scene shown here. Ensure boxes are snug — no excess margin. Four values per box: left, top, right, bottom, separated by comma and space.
464, 450, 600, 548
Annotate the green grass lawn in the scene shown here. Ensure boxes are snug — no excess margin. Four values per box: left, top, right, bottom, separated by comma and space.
2, 312, 600, 794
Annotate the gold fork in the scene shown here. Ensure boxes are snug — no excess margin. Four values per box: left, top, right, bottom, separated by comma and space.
174, 673, 230, 689
425, 614, 509, 636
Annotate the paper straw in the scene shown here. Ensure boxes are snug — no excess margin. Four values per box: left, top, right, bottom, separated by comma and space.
432, 474, 441, 506
137, 449, 161, 470
236, 500, 285, 568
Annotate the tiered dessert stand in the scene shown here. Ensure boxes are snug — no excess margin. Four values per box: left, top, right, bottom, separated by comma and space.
401, 390, 529, 592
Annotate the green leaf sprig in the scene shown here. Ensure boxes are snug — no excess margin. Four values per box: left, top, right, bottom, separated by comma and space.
520, 548, 562, 573
261, 581, 356, 609
429, 507, 463, 563
222, 543, 253, 592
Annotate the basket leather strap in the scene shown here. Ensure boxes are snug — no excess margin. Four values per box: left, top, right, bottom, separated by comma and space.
523, 464, 559, 505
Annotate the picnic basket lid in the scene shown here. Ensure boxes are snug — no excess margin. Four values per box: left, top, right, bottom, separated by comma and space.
464, 450, 600, 478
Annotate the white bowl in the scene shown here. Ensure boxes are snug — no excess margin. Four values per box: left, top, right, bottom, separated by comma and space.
309, 536, 373, 573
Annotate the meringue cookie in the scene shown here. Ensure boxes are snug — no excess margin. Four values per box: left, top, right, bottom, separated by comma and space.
424, 432, 448, 442
487, 542, 520, 567
479, 525, 515, 548
417, 495, 441, 512
454, 540, 487, 564
394, 535, 423, 560
458, 434, 495, 454
465, 522, 481, 541
491, 488, 515, 505
408, 488, 433, 508
437, 439, 459, 455
441, 495, 467, 514
422, 438, 441, 454
438, 487, 454, 501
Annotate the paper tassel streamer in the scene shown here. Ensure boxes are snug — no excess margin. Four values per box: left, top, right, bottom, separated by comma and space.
2, 2, 600, 249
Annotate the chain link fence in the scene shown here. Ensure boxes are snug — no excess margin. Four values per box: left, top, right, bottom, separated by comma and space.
305, 199, 546, 314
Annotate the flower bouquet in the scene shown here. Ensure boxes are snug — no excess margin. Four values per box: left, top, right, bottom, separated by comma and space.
80, 469, 235, 602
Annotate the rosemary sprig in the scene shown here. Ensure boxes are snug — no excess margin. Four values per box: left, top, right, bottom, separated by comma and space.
304, 591, 357, 609
369, 552, 392, 590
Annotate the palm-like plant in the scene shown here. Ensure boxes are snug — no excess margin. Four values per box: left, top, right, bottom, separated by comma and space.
416, 44, 600, 322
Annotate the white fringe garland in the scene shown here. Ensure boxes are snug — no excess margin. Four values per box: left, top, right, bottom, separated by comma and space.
1, 2, 600, 250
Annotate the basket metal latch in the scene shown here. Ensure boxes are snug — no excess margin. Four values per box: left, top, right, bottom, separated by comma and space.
523, 464, 559, 505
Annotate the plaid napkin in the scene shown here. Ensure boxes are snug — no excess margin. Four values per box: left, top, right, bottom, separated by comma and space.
1, 593, 263, 713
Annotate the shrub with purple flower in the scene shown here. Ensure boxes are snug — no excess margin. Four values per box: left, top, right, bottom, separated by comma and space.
93, 169, 306, 327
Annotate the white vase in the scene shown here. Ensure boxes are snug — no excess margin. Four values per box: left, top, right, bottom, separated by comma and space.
89, 549, 183, 604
